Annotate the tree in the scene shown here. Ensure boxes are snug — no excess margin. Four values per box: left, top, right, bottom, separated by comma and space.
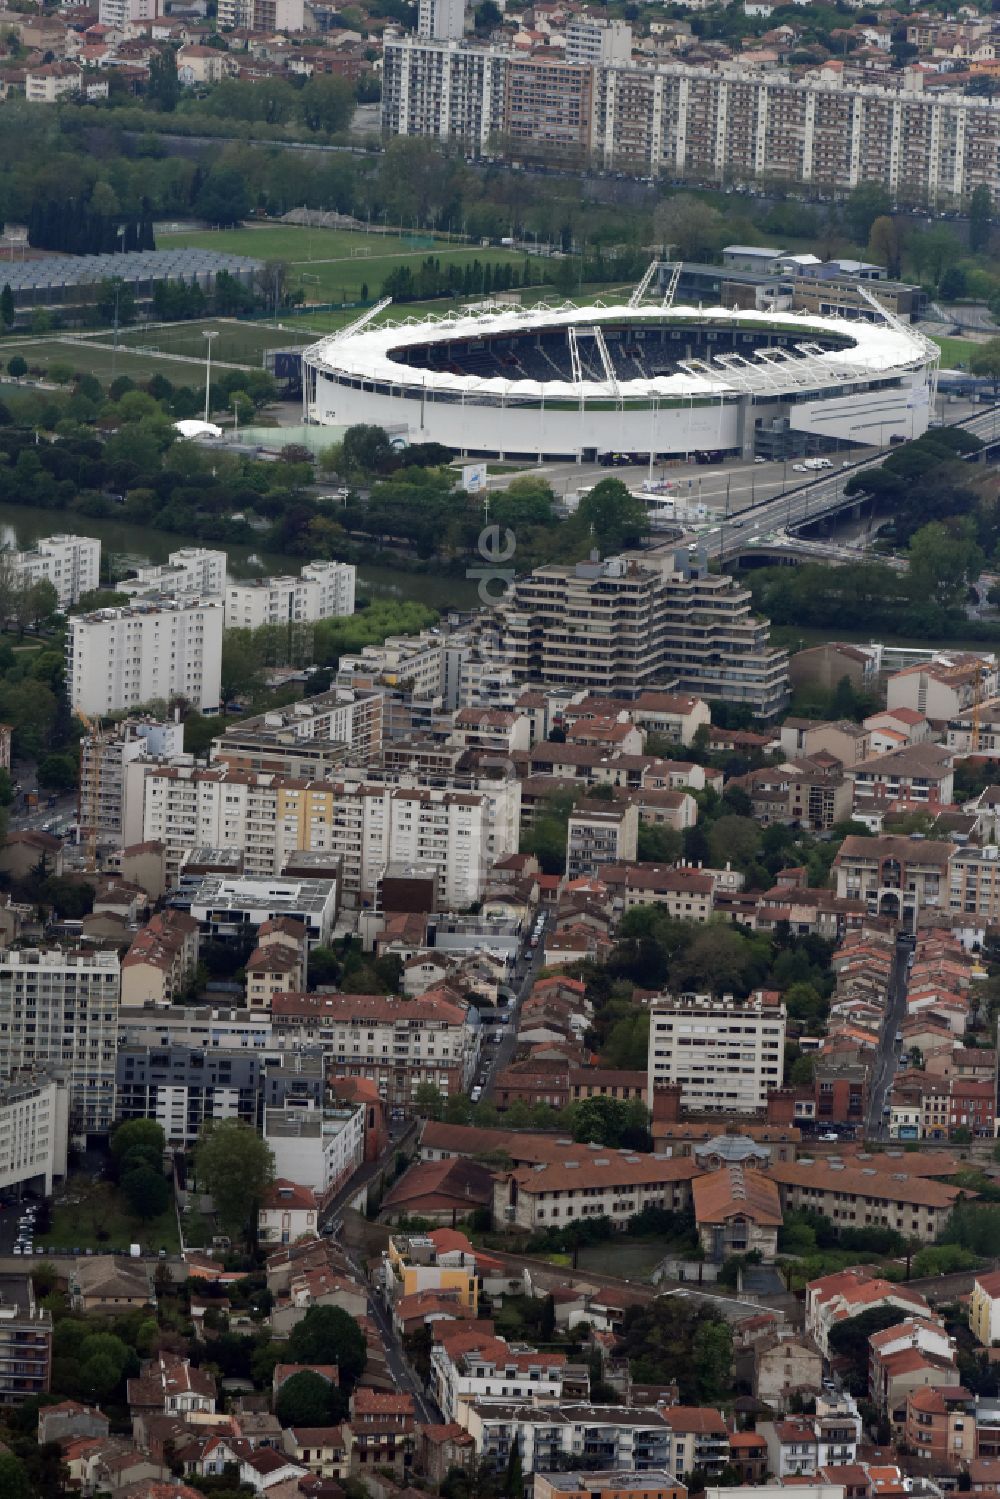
37, 753, 78, 792
503, 1436, 524, 1499
122, 1164, 170, 1220
111, 1118, 165, 1172
0, 1452, 30, 1499
342, 423, 395, 474
654, 195, 725, 260
0, 284, 13, 329
413, 1082, 445, 1119
221, 629, 265, 704
275, 1368, 344, 1425
148, 46, 179, 111
7, 355, 26, 379
970, 339, 1000, 393
692, 1319, 734, 1402
867, 216, 903, 278
286, 1305, 367, 1389
845, 182, 891, 244
672, 924, 748, 995
576, 478, 647, 552
907, 520, 984, 611
474, 0, 502, 32
300, 74, 355, 134
195, 169, 251, 228
195, 1119, 274, 1243
970, 184, 992, 254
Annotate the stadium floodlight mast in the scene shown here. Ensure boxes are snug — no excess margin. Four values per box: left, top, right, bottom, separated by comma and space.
203, 330, 219, 424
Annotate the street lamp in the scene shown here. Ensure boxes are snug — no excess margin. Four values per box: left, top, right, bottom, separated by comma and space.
203, 330, 219, 424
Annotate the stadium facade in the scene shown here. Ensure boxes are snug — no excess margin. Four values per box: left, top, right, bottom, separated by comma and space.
301, 295, 938, 462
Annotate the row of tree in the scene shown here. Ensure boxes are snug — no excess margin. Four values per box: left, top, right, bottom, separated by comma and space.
27, 196, 156, 256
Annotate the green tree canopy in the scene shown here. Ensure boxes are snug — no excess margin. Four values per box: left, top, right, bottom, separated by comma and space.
286, 1305, 367, 1389
195, 1118, 274, 1242
275, 1368, 346, 1425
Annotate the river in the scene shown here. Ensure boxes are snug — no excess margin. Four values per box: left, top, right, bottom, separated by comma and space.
0, 503, 480, 611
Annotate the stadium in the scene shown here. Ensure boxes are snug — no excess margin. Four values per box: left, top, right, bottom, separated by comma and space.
301, 280, 939, 463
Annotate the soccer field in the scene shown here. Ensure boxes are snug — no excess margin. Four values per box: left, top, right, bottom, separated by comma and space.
112, 317, 319, 364
161, 224, 540, 305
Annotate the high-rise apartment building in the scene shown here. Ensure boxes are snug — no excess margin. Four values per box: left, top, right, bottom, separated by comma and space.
0, 950, 121, 1139
224, 561, 356, 630
141, 764, 520, 904
79, 716, 185, 849
215, 0, 304, 29
498, 553, 789, 718
0, 1275, 52, 1403
121, 547, 227, 602
382, 41, 1000, 203
0, 1072, 69, 1197
565, 17, 633, 66
66, 600, 224, 716
418, 0, 464, 41
14, 534, 100, 609
210, 687, 383, 777
99, 0, 159, 26
648, 991, 787, 1113
116, 1045, 261, 1146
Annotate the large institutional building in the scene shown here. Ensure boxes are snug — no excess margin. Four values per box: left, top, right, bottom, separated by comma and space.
382, 40, 1000, 203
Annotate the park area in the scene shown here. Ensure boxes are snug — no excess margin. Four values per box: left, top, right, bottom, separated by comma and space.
161, 223, 543, 306
44, 1175, 180, 1256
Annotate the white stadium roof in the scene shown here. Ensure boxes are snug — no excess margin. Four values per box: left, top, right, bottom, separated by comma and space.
303, 300, 935, 404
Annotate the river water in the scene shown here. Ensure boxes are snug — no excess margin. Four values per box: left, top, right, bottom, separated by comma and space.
0, 503, 480, 611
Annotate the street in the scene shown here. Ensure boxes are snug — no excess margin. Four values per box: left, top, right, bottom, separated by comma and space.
865, 937, 912, 1140
480, 913, 550, 1100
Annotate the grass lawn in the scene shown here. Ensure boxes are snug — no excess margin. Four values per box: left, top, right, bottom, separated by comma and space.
112, 317, 319, 364
931, 334, 985, 369
576, 1239, 669, 1282
0, 337, 224, 386
46, 1177, 179, 1255
161, 224, 541, 306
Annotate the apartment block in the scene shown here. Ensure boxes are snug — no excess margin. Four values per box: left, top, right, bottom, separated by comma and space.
180, 873, 338, 949
66, 600, 224, 716
115, 1044, 259, 1146
142, 764, 517, 905
534, 1474, 686, 1499
461, 1403, 673, 1473
224, 561, 356, 630
0, 1275, 52, 1404
969, 1270, 1000, 1348
215, 0, 304, 28
384, 1229, 480, 1314
833, 834, 955, 929
120, 909, 200, 1007
211, 688, 384, 776
0, 949, 120, 1139
887, 655, 998, 720
417, 0, 464, 41
382, 42, 1000, 204
432, 1329, 568, 1422
648, 992, 787, 1114
566, 800, 639, 879
121, 547, 227, 602
498, 554, 788, 718
263, 1098, 365, 1204
565, 17, 633, 65
269, 989, 479, 1109
0, 1072, 69, 1198
78, 716, 184, 850
15, 534, 100, 609
848, 743, 954, 810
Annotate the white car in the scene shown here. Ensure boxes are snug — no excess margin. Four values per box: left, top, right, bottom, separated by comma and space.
754, 456, 767, 464
792, 463, 807, 472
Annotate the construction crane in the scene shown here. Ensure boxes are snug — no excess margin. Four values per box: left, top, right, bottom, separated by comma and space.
74, 705, 103, 874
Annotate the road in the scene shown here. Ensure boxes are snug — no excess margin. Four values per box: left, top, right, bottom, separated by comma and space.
865, 937, 912, 1140
479, 913, 551, 1101
345, 1240, 442, 1425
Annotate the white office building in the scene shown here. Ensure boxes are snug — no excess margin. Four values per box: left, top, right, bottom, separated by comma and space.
565, 17, 633, 64
418, 0, 465, 41
0, 950, 121, 1140
121, 548, 228, 602
224, 561, 356, 630
263, 1100, 365, 1204
66, 599, 224, 716
0, 1072, 70, 1198
14, 534, 100, 609
648, 991, 787, 1114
